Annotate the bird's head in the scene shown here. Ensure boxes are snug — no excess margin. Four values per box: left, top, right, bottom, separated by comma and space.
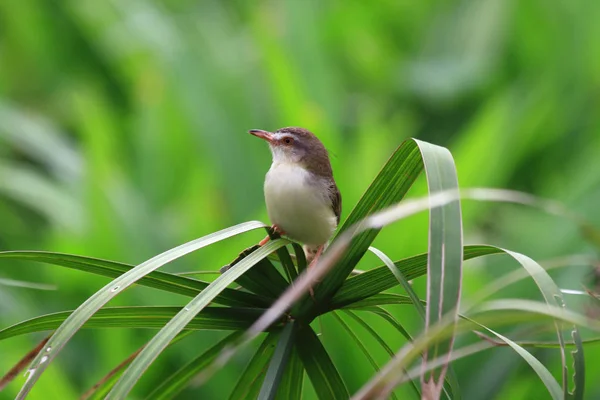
249, 127, 331, 174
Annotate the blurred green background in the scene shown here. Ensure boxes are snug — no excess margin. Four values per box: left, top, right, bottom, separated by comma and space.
1, 0, 599, 399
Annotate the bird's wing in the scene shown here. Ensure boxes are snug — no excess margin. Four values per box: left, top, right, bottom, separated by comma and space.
329, 183, 342, 225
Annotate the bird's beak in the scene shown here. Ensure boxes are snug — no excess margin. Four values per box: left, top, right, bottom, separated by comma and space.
249, 129, 274, 143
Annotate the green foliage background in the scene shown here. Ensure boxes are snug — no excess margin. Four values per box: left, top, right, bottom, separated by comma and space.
0, 0, 599, 399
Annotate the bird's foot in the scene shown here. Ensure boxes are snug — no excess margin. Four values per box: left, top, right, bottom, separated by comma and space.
258, 225, 285, 246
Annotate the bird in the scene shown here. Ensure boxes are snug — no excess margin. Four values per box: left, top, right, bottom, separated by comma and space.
249, 127, 342, 273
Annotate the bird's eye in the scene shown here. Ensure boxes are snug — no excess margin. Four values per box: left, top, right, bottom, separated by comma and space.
283, 137, 293, 145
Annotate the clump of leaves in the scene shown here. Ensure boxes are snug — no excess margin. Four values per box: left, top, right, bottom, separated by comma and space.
1, 139, 598, 399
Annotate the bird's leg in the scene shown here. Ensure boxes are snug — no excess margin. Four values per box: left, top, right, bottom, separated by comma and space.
222, 225, 286, 273
258, 225, 285, 246
306, 244, 325, 300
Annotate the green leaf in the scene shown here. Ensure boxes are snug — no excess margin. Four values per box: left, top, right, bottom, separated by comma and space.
331, 312, 400, 399
331, 245, 502, 309
472, 299, 600, 331
415, 139, 463, 397
343, 310, 420, 398
229, 333, 280, 400
230, 244, 290, 298
275, 346, 304, 400
146, 332, 242, 400
258, 321, 296, 400
368, 246, 425, 318
14, 220, 267, 399
276, 245, 298, 283
291, 243, 307, 275
338, 293, 415, 309
296, 325, 349, 399
0, 277, 56, 291
0, 251, 269, 307
466, 317, 562, 400
332, 312, 380, 372
108, 239, 288, 399
571, 327, 586, 400
466, 247, 582, 399
0, 307, 269, 341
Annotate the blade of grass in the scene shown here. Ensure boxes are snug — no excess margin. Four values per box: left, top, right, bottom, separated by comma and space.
144, 332, 242, 400
331, 245, 502, 309
571, 327, 585, 400
229, 244, 290, 298
337, 293, 415, 309
229, 332, 280, 400
368, 246, 425, 318
465, 316, 562, 400
367, 245, 459, 400
343, 310, 420, 398
415, 139, 463, 399
108, 239, 288, 399
258, 321, 296, 400
0, 277, 56, 291
296, 325, 349, 399
15, 220, 267, 399
292, 243, 307, 275
0, 251, 270, 307
331, 312, 399, 400
353, 298, 597, 399
472, 299, 600, 330
463, 247, 581, 399
276, 245, 298, 283
0, 307, 270, 340
275, 346, 304, 400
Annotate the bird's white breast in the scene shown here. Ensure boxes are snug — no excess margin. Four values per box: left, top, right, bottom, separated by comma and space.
264, 163, 337, 246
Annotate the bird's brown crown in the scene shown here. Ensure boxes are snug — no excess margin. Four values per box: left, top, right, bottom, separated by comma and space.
275, 127, 332, 177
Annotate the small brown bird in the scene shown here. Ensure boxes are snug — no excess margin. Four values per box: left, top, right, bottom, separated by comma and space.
250, 127, 342, 268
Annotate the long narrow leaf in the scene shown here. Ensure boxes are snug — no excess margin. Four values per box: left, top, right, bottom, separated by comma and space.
466, 316, 562, 400
15, 220, 267, 399
275, 347, 304, 400
108, 239, 287, 399
331, 245, 502, 309
415, 139, 463, 398
0, 307, 269, 340
343, 310, 420, 398
338, 293, 415, 309
229, 333, 280, 399
145, 332, 242, 400
368, 247, 425, 318
464, 247, 582, 399
331, 312, 399, 400
0, 251, 269, 307
296, 326, 349, 399
354, 299, 599, 399
258, 321, 296, 400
